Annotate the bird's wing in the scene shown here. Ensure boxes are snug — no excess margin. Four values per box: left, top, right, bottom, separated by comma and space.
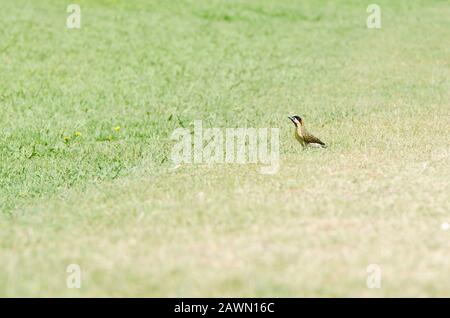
303, 133, 325, 145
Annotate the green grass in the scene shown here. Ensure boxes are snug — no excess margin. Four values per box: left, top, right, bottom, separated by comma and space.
0, 0, 449, 296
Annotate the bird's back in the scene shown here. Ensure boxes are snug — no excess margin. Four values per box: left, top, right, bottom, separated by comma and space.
303, 132, 326, 146
300, 126, 326, 147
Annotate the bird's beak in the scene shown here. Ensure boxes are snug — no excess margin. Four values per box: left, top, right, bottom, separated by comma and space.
288, 116, 296, 125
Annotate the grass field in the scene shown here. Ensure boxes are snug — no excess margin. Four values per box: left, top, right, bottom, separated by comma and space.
0, 0, 449, 297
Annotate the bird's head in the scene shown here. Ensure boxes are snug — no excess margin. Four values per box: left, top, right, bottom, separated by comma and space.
288, 115, 303, 127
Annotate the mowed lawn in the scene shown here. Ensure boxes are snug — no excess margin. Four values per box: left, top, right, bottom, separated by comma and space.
0, 0, 449, 297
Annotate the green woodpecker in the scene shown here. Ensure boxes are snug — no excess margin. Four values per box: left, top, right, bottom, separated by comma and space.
288, 115, 326, 148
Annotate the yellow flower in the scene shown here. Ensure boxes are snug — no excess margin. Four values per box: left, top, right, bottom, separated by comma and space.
63, 136, 70, 142
114, 126, 121, 132
74, 131, 82, 137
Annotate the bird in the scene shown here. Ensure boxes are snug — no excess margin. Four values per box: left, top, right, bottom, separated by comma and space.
288, 115, 327, 148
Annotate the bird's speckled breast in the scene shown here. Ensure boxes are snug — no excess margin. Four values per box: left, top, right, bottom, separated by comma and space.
294, 128, 305, 146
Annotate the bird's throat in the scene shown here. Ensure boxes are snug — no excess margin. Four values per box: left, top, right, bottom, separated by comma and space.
296, 126, 305, 138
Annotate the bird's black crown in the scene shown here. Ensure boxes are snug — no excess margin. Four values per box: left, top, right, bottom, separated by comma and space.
288, 115, 303, 126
